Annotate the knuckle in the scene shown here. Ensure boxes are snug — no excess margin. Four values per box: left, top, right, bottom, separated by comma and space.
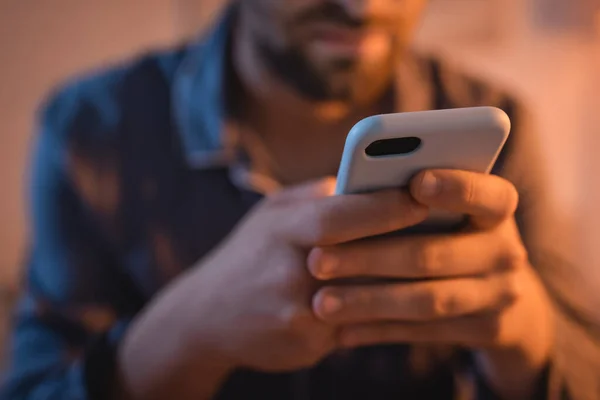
430, 297, 447, 318
388, 191, 425, 227
418, 286, 465, 319
293, 328, 334, 362
318, 286, 371, 317
346, 287, 373, 311
504, 244, 529, 270
418, 286, 448, 318
305, 331, 332, 355
307, 204, 334, 243
273, 258, 302, 284
503, 271, 523, 302
412, 242, 442, 276
372, 191, 418, 232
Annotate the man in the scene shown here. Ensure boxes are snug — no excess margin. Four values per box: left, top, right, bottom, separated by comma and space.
3, 0, 599, 399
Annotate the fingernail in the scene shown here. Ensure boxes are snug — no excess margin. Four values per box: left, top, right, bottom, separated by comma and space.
310, 251, 338, 279
420, 172, 440, 197
319, 254, 339, 278
319, 294, 343, 316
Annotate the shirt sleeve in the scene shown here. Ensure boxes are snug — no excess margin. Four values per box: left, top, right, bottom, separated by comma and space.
1, 86, 140, 399
478, 102, 600, 400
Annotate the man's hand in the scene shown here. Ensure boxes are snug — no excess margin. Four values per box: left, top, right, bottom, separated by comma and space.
117, 178, 430, 400
309, 170, 554, 399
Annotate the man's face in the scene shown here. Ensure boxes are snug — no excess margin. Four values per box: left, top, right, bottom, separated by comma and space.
240, 0, 427, 102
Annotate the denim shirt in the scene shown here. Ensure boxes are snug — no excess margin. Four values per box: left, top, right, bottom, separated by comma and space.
3, 6, 599, 400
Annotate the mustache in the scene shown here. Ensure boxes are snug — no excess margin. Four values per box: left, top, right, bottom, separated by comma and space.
293, 2, 393, 29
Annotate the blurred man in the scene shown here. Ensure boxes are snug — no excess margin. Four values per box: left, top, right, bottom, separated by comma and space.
3, 1, 599, 399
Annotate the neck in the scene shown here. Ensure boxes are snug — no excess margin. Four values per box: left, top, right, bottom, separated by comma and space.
231, 15, 391, 186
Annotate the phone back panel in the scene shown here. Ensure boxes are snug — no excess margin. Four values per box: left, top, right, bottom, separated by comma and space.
335, 107, 511, 230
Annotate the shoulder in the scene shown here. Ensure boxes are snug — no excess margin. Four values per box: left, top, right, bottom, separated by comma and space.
411, 53, 533, 175
38, 46, 189, 146
31, 46, 192, 227
421, 54, 528, 123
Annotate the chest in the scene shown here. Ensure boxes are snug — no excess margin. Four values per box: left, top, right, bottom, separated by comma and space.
117, 164, 261, 299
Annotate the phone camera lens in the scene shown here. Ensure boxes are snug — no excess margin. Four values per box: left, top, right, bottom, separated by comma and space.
365, 137, 422, 157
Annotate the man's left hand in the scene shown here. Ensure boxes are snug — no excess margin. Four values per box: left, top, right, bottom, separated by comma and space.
308, 170, 554, 399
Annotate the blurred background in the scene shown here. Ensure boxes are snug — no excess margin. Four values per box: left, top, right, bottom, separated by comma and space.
0, 0, 599, 369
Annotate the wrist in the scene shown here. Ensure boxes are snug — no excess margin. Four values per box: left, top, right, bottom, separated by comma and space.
477, 271, 555, 399
116, 282, 235, 399
117, 347, 232, 400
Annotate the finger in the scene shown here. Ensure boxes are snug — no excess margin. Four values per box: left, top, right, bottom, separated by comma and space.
339, 312, 507, 348
313, 271, 519, 324
308, 230, 525, 280
279, 189, 429, 246
410, 170, 519, 229
269, 177, 336, 203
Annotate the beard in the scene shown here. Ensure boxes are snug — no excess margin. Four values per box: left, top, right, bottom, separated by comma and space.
256, 40, 359, 102
252, 6, 399, 103
242, 1, 401, 103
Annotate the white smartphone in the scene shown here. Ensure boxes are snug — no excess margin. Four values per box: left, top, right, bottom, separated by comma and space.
336, 106, 511, 233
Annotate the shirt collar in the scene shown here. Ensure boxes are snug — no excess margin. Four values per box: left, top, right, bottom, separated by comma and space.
171, 5, 238, 168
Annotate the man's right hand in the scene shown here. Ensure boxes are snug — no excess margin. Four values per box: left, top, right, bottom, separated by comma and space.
117, 178, 428, 400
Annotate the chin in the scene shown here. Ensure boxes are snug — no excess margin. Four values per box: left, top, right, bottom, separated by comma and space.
306, 51, 360, 82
